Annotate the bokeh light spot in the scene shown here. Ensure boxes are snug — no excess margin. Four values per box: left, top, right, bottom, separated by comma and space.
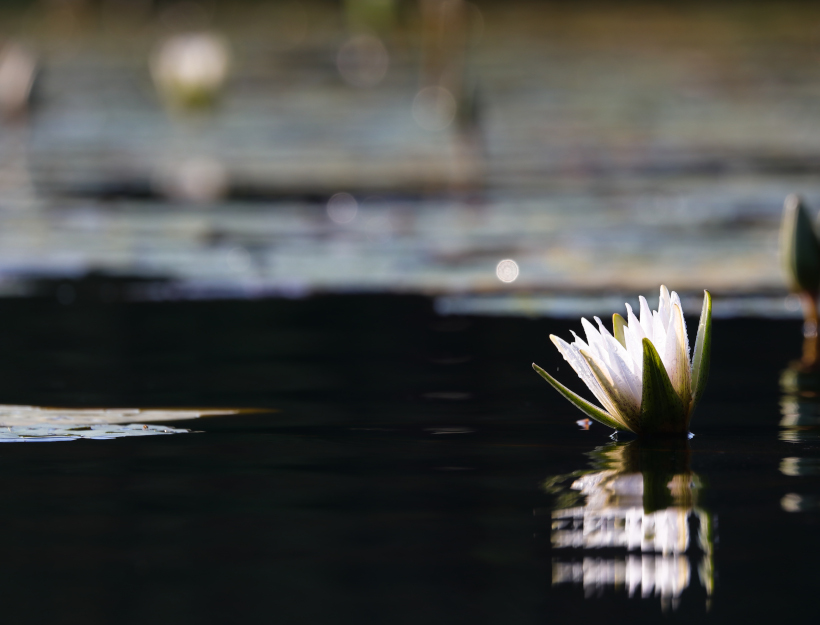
336, 35, 389, 88
412, 86, 457, 131
496, 259, 519, 283
226, 247, 252, 273
157, 157, 229, 203
327, 192, 358, 224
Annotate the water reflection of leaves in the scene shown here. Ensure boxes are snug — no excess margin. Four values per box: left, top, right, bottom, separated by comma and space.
779, 360, 820, 510
544, 440, 714, 611
780, 364, 820, 429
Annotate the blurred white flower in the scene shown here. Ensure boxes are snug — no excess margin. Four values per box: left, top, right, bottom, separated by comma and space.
151, 32, 231, 110
0, 42, 36, 119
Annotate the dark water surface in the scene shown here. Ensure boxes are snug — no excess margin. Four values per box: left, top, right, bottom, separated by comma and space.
0, 294, 816, 623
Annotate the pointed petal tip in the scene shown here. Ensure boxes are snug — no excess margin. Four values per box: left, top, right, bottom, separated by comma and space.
690, 287, 713, 417
701, 289, 713, 314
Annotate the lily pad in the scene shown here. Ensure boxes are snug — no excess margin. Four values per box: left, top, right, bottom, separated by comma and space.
0, 405, 242, 442
0, 405, 237, 427
0, 423, 191, 442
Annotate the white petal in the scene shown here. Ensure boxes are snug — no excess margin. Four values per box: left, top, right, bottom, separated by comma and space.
581, 318, 604, 349
658, 285, 672, 328
580, 321, 641, 416
639, 296, 654, 342
667, 303, 692, 404
595, 315, 627, 354
550, 335, 621, 416
624, 303, 646, 372
652, 310, 668, 358
622, 323, 645, 378
662, 310, 679, 378
581, 318, 612, 366
608, 346, 642, 409
569, 330, 589, 351
595, 316, 641, 388
670, 290, 690, 366
579, 349, 640, 429
625, 303, 643, 337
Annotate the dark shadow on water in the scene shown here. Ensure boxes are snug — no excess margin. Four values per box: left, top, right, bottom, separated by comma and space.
52, 179, 470, 204
0, 294, 814, 623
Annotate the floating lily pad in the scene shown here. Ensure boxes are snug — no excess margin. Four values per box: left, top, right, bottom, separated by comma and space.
0, 405, 240, 442
0, 405, 236, 427
0, 423, 191, 442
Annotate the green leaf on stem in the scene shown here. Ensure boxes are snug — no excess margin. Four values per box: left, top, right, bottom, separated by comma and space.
532, 363, 625, 430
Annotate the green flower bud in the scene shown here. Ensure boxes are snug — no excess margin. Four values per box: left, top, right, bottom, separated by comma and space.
781, 194, 820, 295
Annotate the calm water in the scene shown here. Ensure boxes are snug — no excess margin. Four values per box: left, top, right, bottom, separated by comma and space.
0, 293, 816, 623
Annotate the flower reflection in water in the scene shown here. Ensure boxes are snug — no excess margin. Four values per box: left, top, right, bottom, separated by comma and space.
545, 440, 714, 611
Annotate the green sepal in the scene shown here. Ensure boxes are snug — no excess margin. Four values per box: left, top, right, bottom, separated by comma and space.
640, 338, 686, 435
612, 313, 627, 348
781, 194, 820, 294
532, 363, 625, 430
691, 289, 712, 413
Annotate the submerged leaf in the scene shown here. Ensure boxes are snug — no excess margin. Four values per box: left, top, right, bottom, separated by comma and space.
640, 338, 686, 435
532, 363, 625, 430
691, 289, 712, 413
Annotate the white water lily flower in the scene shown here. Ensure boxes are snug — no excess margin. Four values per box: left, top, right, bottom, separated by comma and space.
533, 286, 712, 436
